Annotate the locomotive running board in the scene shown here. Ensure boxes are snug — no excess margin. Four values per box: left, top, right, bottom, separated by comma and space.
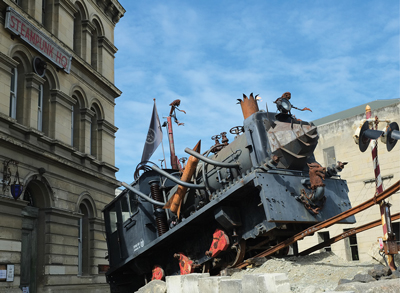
234, 180, 400, 269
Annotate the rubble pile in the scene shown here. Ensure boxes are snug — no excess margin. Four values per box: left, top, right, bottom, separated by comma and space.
136, 252, 400, 293
230, 251, 400, 293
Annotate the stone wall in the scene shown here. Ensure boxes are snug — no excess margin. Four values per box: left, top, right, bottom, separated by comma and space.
0, 0, 125, 292
298, 101, 400, 262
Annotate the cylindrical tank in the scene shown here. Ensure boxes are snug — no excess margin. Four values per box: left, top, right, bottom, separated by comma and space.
195, 133, 252, 193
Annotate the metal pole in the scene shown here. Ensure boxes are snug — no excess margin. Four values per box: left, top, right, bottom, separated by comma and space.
366, 105, 397, 271
167, 116, 178, 170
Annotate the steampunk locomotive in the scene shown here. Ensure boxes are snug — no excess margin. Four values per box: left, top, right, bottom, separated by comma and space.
103, 93, 355, 292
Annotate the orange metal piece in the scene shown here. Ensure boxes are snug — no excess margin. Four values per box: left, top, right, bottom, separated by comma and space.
151, 265, 164, 280
205, 229, 230, 258
239, 93, 259, 119
234, 180, 399, 269
174, 253, 194, 275
164, 141, 201, 218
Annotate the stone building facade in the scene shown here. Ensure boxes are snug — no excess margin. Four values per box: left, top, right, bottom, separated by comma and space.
0, 0, 124, 292
298, 99, 400, 263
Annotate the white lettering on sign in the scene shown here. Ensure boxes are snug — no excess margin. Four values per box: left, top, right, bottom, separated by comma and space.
6, 265, 14, 282
133, 238, 145, 252
5, 7, 72, 73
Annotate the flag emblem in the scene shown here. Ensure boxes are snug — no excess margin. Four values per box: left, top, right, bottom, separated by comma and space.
141, 101, 163, 163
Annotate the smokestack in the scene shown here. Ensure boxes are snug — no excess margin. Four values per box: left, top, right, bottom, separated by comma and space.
238, 93, 259, 119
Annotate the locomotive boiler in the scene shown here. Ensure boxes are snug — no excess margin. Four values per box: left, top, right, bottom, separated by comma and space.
103, 93, 355, 292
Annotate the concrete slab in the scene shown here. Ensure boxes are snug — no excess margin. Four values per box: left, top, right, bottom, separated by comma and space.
242, 274, 262, 293
181, 273, 210, 293
198, 276, 231, 293
137, 280, 167, 293
166, 275, 183, 293
258, 273, 291, 293
220, 279, 242, 293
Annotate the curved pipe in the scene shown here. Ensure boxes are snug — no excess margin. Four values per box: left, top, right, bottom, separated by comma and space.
121, 182, 165, 206
150, 165, 206, 189
185, 148, 240, 168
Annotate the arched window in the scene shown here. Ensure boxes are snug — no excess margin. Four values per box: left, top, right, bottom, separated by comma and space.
78, 203, 90, 275
42, 0, 53, 32
90, 106, 98, 157
9, 67, 17, 119
37, 84, 43, 131
42, 0, 46, 25
71, 97, 81, 149
91, 18, 104, 73
12, 56, 27, 124
41, 76, 51, 136
71, 91, 85, 151
91, 27, 98, 70
73, 9, 83, 56
71, 105, 74, 145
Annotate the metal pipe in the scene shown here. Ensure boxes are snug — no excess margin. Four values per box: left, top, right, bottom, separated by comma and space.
391, 129, 400, 140
121, 182, 165, 206
185, 148, 240, 168
150, 165, 206, 189
167, 116, 179, 170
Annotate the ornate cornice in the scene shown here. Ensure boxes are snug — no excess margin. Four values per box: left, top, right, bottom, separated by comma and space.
55, 0, 79, 18
94, 0, 125, 25
98, 119, 118, 136
0, 51, 19, 73
98, 36, 117, 55
50, 89, 76, 110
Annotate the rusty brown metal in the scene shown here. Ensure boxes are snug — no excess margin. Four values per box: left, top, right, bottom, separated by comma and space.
308, 162, 326, 189
221, 132, 229, 146
238, 93, 259, 119
210, 135, 223, 153
300, 212, 400, 256
167, 116, 179, 170
234, 180, 400, 269
164, 141, 201, 217
383, 240, 400, 255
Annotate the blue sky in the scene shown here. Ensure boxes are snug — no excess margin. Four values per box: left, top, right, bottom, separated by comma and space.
113, 0, 399, 184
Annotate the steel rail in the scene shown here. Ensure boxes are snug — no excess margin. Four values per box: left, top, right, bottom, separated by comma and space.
299, 212, 400, 256
234, 180, 400, 269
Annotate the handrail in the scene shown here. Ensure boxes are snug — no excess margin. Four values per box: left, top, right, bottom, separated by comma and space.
185, 148, 240, 168
121, 182, 165, 206
150, 165, 206, 189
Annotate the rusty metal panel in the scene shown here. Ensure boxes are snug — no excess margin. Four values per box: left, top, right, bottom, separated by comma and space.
384, 240, 400, 254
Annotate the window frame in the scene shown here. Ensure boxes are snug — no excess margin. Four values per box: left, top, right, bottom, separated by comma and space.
344, 228, 359, 261
10, 67, 18, 119
323, 146, 336, 167
37, 84, 43, 131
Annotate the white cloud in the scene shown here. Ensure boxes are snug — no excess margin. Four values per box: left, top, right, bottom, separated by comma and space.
114, 0, 399, 183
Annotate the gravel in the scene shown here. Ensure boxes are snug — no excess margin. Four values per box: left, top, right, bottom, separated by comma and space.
230, 251, 383, 292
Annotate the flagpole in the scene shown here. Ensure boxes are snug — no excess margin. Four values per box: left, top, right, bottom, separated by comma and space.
154, 99, 167, 168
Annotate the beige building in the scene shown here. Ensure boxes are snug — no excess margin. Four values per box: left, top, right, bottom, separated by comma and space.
298, 99, 400, 263
0, 0, 124, 292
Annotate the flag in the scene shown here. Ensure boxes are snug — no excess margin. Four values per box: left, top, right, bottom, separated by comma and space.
141, 101, 163, 163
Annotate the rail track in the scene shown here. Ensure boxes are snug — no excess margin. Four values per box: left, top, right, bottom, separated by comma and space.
235, 180, 400, 269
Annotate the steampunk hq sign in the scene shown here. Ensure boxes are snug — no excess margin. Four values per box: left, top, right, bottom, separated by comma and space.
5, 7, 72, 73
